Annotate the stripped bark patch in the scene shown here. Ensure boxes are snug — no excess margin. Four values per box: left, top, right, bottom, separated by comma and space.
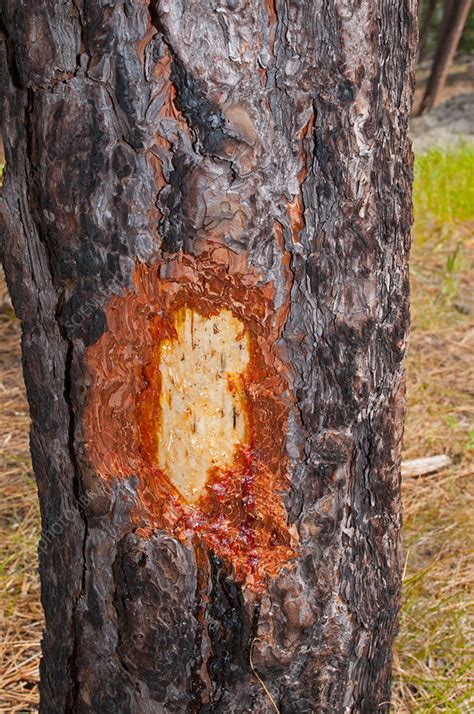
156, 307, 250, 503
84, 257, 296, 591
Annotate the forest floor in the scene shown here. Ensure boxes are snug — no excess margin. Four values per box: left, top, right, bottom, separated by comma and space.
391, 143, 474, 711
1, 93, 473, 712
413, 55, 474, 114
411, 56, 474, 154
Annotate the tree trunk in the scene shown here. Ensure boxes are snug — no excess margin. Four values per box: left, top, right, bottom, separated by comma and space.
418, 0, 472, 114
0, 2, 417, 712
418, 0, 440, 62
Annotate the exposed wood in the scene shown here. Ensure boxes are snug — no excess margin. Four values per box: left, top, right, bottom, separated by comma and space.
402, 454, 452, 477
418, 0, 472, 114
0, 1, 417, 711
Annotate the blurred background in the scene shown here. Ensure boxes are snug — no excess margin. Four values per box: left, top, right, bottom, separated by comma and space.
1, 2, 473, 711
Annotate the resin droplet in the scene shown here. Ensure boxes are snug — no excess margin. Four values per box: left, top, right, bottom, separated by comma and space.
157, 307, 250, 503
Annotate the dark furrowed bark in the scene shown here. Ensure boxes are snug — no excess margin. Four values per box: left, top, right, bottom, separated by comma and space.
0, 2, 417, 712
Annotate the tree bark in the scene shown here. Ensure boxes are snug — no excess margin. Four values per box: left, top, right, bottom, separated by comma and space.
0, 2, 417, 712
418, 0, 472, 114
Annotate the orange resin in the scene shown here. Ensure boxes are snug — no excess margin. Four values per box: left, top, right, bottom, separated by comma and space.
84, 254, 296, 591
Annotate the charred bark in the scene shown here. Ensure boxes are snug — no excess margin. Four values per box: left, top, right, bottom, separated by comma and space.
0, 2, 417, 712
418, 0, 472, 114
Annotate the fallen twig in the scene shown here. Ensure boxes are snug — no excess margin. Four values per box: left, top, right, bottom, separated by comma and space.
401, 455, 452, 477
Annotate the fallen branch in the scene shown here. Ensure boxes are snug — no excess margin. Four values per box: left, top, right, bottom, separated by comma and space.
401, 455, 452, 478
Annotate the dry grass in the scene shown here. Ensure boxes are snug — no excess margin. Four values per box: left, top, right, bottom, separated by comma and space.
392, 147, 474, 712
0, 144, 473, 711
0, 295, 42, 712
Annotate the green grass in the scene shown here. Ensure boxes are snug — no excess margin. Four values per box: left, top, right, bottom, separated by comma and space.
410, 144, 474, 331
414, 144, 474, 226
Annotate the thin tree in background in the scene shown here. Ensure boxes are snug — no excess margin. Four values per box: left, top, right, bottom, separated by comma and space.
419, 0, 472, 114
418, 0, 440, 62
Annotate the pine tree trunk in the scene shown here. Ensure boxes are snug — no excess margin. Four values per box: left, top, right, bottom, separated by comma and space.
418, 0, 472, 114
0, 2, 417, 712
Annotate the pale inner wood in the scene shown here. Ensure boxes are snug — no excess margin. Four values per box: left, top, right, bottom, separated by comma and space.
157, 307, 250, 503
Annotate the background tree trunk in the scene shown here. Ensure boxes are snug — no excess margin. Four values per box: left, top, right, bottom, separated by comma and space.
418, 0, 440, 62
0, 2, 417, 712
418, 0, 472, 114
